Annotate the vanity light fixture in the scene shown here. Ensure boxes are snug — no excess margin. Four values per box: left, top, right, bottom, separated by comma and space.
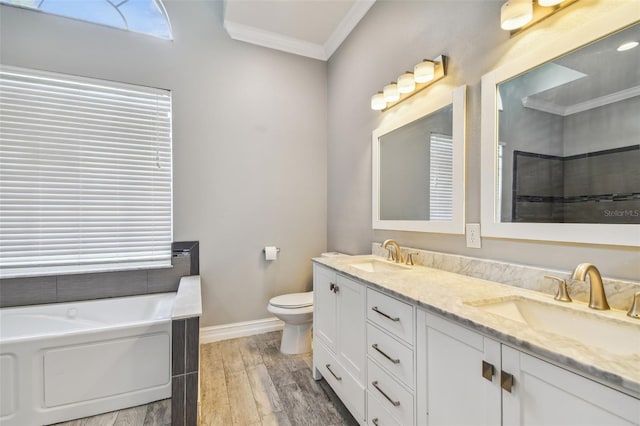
501, 0, 578, 35
370, 55, 448, 111
617, 41, 639, 52
397, 72, 416, 93
371, 92, 386, 111
383, 82, 400, 102
500, 0, 533, 31
414, 60, 435, 83
538, 0, 564, 6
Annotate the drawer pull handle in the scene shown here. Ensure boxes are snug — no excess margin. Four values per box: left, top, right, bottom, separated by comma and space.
501, 370, 514, 393
325, 364, 342, 381
372, 306, 400, 322
482, 361, 495, 382
372, 380, 400, 406
372, 343, 400, 364
372, 418, 380, 426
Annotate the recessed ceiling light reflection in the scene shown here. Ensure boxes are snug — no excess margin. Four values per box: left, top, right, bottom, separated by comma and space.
617, 41, 639, 52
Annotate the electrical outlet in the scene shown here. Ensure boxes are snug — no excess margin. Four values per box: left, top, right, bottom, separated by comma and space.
466, 223, 482, 248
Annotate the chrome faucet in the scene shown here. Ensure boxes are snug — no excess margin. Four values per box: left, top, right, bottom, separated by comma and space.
571, 263, 610, 310
382, 239, 404, 264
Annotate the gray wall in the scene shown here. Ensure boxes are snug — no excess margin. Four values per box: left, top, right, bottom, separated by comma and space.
327, 0, 639, 281
563, 96, 640, 156
0, 0, 327, 327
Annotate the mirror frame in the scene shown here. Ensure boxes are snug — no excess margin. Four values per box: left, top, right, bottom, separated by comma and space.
480, 8, 639, 247
372, 85, 466, 234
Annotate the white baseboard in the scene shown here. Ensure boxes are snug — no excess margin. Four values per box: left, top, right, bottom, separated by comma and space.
199, 317, 284, 344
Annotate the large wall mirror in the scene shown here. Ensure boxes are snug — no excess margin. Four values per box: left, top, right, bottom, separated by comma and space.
373, 85, 466, 234
481, 9, 639, 246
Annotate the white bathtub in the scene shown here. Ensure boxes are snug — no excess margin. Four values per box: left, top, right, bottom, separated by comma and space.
0, 292, 175, 426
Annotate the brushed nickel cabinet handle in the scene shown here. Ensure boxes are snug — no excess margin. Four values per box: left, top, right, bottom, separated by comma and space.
501, 370, 514, 393
372, 418, 380, 426
482, 361, 495, 382
325, 364, 342, 381
372, 306, 400, 322
372, 343, 400, 364
372, 381, 400, 406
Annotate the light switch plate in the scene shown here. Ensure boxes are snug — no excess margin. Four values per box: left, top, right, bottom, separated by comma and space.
466, 223, 482, 248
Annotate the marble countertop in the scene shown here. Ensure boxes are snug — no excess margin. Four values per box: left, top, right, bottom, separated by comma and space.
172, 275, 202, 320
313, 255, 640, 398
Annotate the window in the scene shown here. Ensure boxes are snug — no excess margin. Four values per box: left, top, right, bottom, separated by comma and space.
0, 66, 172, 278
0, 0, 172, 40
429, 133, 453, 221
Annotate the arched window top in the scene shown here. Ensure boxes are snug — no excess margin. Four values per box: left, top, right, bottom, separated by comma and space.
0, 0, 172, 40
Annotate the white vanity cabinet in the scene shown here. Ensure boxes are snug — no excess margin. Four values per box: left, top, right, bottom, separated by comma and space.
419, 310, 640, 426
366, 288, 416, 426
313, 264, 366, 424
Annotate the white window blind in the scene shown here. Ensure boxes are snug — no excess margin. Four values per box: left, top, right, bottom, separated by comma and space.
429, 133, 453, 221
0, 66, 172, 278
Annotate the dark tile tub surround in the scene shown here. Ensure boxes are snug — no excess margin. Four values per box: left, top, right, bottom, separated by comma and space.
170, 275, 202, 426
0, 276, 57, 307
0, 241, 198, 308
57, 270, 148, 303
171, 316, 200, 426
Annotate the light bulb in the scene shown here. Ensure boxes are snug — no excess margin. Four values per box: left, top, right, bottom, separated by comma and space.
371, 92, 386, 110
383, 83, 400, 102
414, 60, 435, 84
501, 0, 533, 31
397, 72, 415, 94
538, 0, 563, 6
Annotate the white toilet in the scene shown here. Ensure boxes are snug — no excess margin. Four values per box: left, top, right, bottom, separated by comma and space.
267, 291, 313, 354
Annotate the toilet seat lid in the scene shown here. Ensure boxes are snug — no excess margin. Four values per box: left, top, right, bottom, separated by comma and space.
270, 292, 313, 308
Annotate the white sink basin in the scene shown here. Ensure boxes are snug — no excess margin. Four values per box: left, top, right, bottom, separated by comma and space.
348, 258, 410, 273
466, 296, 640, 357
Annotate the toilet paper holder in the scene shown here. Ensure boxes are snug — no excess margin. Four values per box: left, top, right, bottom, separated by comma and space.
262, 247, 281, 253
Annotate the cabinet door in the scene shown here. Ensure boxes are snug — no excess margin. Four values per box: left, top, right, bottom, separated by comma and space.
337, 275, 365, 382
502, 346, 640, 426
314, 265, 337, 352
425, 313, 501, 426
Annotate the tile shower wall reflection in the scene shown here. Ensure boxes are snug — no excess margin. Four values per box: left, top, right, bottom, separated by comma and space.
513, 145, 640, 223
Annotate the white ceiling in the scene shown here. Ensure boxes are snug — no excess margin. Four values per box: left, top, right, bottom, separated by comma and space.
223, 0, 376, 61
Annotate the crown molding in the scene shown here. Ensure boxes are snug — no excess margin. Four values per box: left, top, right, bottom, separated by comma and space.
223, 20, 327, 60
223, 0, 375, 61
323, 0, 375, 59
522, 85, 640, 116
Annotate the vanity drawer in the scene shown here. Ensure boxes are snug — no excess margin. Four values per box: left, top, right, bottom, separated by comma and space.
367, 288, 414, 345
314, 341, 365, 422
367, 359, 414, 426
367, 323, 414, 389
367, 392, 401, 426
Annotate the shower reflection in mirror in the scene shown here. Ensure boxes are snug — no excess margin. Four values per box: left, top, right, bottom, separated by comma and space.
496, 23, 639, 225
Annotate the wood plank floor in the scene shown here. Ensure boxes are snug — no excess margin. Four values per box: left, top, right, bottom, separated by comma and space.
52, 331, 358, 426
51, 399, 171, 426
199, 331, 358, 426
